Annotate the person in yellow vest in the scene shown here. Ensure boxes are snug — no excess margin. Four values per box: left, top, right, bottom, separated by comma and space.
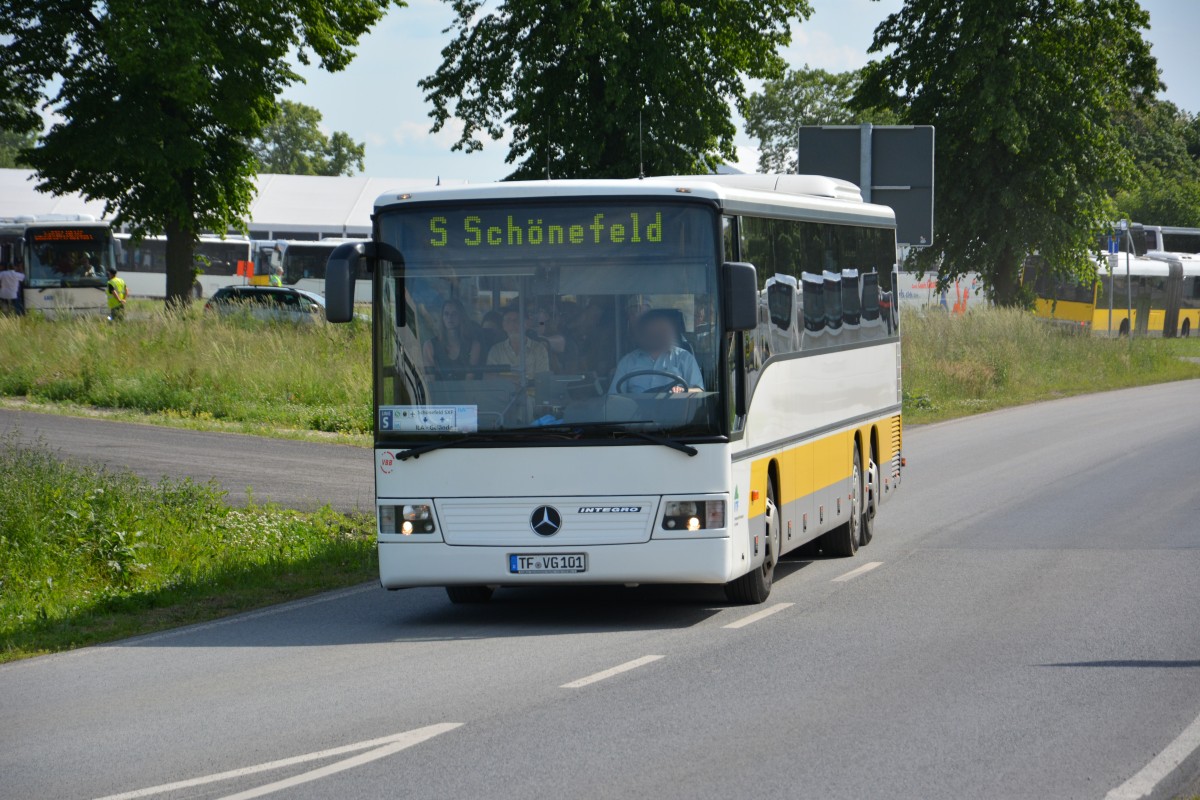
105, 266, 128, 321
269, 264, 283, 287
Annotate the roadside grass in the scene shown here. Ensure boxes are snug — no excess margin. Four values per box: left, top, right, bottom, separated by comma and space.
0, 436, 376, 663
902, 307, 1200, 424
0, 305, 372, 440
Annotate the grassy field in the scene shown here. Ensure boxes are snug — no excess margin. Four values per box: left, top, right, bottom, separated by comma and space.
0, 304, 372, 442
900, 308, 1200, 424
2, 304, 1198, 435
0, 435, 376, 663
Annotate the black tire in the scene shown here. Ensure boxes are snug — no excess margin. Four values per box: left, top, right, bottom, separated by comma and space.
1182, 319, 1191, 338
1119, 319, 1130, 337
861, 450, 879, 547
725, 476, 780, 604
445, 585, 494, 604
822, 447, 862, 558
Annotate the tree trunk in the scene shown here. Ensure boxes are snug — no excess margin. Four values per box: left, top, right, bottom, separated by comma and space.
164, 216, 195, 308
991, 245, 1023, 307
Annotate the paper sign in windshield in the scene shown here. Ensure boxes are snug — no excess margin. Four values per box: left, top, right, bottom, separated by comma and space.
380, 405, 479, 433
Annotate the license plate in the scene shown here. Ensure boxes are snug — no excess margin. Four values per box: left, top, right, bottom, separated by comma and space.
508, 553, 587, 574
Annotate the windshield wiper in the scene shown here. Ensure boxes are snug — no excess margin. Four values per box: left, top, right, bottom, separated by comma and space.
395, 430, 576, 461
534, 422, 699, 457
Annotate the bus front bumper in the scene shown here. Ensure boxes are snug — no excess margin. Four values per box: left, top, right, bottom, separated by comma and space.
378, 538, 736, 589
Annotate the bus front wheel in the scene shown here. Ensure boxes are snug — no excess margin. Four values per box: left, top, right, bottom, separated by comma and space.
725, 476, 779, 604
822, 448, 862, 558
446, 585, 494, 604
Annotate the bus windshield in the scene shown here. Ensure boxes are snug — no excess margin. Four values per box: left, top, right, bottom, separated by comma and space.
284, 244, 338, 283
374, 201, 721, 440
26, 226, 112, 288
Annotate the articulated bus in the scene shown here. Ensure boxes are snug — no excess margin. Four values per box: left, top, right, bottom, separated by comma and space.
1, 216, 114, 317
322, 175, 904, 604
1024, 251, 1200, 337
1142, 225, 1200, 256
114, 234, 253, 299
255, 239, 370, 303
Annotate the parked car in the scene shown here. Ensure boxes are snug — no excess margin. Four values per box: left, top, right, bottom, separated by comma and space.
204, 286, 326, 324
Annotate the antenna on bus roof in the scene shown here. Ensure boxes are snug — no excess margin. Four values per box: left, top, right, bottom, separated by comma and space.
638, 110, 645, 180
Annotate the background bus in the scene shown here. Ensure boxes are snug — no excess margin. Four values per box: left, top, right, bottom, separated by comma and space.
1142, 225, 1200, 255
5, 217, 114, 318
323, 174, 904, 605
114, 234, 252, 299
254, 239, 369, 303
1024, 252, 1200, 337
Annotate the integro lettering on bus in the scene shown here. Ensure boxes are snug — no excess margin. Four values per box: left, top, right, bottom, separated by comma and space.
428, 210, 664, 249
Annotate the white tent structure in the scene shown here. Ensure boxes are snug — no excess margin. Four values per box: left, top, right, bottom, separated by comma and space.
0, 169, 469, 239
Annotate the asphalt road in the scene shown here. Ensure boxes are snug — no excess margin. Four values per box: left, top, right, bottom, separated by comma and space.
2, 381, 1200, 800
0, 409, 374, 512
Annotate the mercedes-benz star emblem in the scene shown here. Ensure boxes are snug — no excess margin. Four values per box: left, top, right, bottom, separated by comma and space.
530, 506, 562, 536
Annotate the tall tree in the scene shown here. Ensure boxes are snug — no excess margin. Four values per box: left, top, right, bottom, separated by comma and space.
1111, 96, 1200, 227
251, 99, 366, 176
0, 125, 35, 169
421, 0, 812, 179
854, 0, 1159, 305
0, 0, 399, 306
744, 66, 898, 174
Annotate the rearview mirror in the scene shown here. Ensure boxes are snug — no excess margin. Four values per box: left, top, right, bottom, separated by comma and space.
324, 242, 364, 324
722, 261, 758, 332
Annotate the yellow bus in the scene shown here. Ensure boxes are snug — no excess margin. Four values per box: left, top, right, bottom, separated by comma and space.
1024, 252, 1200, 338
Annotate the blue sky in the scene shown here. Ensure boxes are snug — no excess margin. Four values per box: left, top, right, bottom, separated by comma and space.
284, 0, 1200, 182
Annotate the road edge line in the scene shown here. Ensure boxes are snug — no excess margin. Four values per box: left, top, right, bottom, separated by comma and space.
1105, 709, 1200, 800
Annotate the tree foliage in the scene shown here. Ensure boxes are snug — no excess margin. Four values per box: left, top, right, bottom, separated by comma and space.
251, 100, 366, 176
1112, 97, 1200, 227
0, 0, 398, 305
744, 66, 898, 174
0, 125, 35, 169
854, 0, 1159, 305
421, 0, 813, 179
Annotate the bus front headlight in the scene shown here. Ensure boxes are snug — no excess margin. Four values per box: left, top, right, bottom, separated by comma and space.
379, 504, 437, 534
662, 500, 725, 531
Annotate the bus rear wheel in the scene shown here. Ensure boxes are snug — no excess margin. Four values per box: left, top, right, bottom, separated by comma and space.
725, 477, 779, 604
822, 447, 862, 558
446, 585, 494, 604
861, 450, 879, 547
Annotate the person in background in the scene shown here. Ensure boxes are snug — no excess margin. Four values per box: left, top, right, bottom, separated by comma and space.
609, 308, 704, 394
269, 264, 284, 287
105, 266, 128, 321
478, 309, 506, 350
0, 262, 24, 315
423, 298, 481, 380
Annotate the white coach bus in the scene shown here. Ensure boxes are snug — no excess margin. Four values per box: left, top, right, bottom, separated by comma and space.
254, 238, 370, 303
114, 234, 253, 299
323, 175, 904, 604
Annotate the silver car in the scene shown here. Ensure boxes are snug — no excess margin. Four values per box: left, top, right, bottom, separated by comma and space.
204, 286, 326, 324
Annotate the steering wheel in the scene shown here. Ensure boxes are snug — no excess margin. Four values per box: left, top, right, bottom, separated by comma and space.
614, 370, 689, 394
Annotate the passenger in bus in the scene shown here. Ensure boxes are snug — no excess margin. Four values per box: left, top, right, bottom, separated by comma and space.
0, 262, 24, 315
609, 309, 704, 394
486, 307, 550, 381
423, 298, 481, 380
568, 298, 617, 376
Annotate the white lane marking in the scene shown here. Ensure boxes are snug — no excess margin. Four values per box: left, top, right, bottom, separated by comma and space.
1105, 709, 1200, 800
832, 561, 884, 582
92, 723, 461, 800
723, 602, 794, 630
560, 655, 664, 688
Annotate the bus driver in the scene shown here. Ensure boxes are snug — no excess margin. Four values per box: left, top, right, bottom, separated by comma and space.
609, 308, 704, 394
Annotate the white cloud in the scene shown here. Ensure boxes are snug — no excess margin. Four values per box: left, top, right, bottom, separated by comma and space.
391, 117, 465, 150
